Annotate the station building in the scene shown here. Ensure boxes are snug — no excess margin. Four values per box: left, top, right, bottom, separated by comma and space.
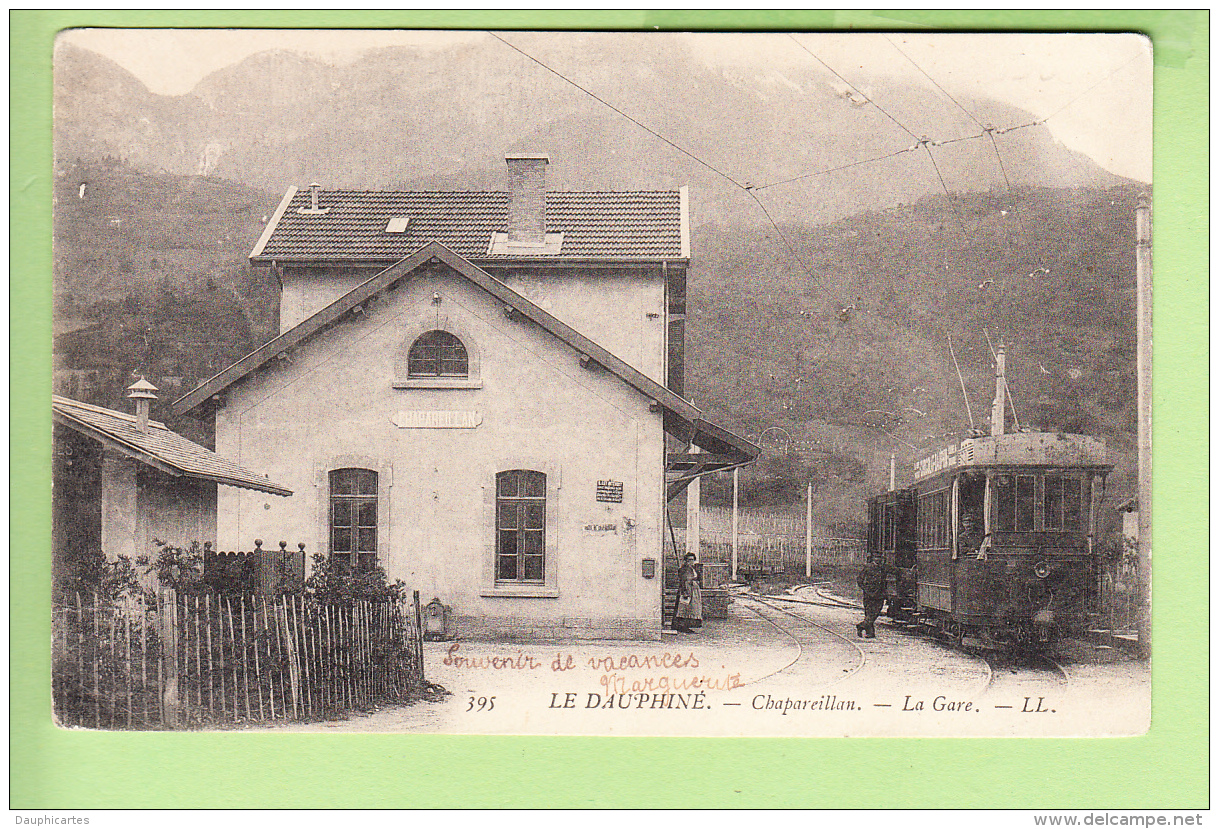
174, 154, 757, 639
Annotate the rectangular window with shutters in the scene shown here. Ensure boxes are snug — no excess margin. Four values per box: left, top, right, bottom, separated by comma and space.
496, 469, 546, 584
330, 468, 378, 570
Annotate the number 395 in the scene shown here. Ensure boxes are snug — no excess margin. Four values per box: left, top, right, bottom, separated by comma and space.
467, 696, 496, 712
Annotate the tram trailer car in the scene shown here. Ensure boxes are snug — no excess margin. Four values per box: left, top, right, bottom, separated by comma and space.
868, 431, 1111, 647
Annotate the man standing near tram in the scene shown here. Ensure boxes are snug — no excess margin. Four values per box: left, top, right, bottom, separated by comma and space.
856, 559, 887, 638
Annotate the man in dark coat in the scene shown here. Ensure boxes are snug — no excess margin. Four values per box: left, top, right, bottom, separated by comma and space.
856, 560, 887, 638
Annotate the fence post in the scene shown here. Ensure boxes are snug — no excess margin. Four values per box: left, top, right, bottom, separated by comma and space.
158, 587, 180, 728
412, 590, 424, 686
276, 599, 301, 719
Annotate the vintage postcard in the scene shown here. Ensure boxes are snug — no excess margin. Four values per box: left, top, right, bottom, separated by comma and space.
48, 27, 1153, 742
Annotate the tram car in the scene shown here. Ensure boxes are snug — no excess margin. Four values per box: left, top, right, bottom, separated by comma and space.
866, 348, 1112, 647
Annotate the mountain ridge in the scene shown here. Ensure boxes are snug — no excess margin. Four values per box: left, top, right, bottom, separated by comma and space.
54, 40, 1137, 227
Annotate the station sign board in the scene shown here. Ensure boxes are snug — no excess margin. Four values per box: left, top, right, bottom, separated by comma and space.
914, 442, 960, 481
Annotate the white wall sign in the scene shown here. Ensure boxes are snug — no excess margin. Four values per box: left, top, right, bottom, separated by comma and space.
392, 410, 483, 429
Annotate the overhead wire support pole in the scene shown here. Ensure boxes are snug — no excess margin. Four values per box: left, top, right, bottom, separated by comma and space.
731, 468, 739, 583
805, 482, 813, 579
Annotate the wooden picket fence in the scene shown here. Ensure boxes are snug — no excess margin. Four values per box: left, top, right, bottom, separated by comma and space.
202, 541, 307, 595
52, 589, 425, 729
672, 530, 866, 576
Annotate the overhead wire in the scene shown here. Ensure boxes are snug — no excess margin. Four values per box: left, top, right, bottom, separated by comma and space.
489, 29, 1131, 353
1039, 50, 1146, 124
921, 143, 968, 240
487, 32, 745, 190
751, 120, 1043, 191
883, 34, 985, 130
878, 34, 1038, 267
948, 334, 976, 430
488, 32, 842, 299
485, 30, 1133, 464
986, 130, 1013, 191
786, 34, 919, 141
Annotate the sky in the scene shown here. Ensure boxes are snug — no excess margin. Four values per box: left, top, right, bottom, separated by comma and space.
58, 29, 1152, 182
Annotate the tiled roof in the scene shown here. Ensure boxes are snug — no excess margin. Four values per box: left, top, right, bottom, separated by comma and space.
251, 189, 687, 263
175, 243, 758, 468
53, 396, 292, 496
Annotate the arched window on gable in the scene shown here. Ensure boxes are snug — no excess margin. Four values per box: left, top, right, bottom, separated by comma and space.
408, 330, 468, 378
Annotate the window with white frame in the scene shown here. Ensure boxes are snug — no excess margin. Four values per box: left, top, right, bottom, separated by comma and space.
495, 469, 546, 583
329, 468, 378, 570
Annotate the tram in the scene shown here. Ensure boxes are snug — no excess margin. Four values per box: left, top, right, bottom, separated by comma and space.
867, 346, 1111, 647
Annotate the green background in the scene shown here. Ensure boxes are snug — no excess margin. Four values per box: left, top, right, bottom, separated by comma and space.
10, 10, 1208, 809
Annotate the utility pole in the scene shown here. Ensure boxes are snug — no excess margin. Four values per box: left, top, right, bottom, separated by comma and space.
805, 482, 813, 579
685, 447, 701, 563
1135, 193, 1152, 658
731, 468, 739, 582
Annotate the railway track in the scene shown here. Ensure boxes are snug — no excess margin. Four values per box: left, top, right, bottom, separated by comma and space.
976, 649, 1071, 697
735, 593, 867, 690
734, 585, 1071, 696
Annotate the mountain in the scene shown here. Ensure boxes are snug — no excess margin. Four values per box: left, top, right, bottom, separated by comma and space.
50, 37, 1142, 536
688, 183, 1140, 531
53, 37, 1136, 227
50, 157, 1141, 535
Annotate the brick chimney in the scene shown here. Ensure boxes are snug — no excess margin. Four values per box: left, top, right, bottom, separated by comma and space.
126, 376, 158, 433
505, 153, 549, 245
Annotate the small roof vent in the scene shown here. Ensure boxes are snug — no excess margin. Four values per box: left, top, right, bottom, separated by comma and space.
385, 217, 411, 233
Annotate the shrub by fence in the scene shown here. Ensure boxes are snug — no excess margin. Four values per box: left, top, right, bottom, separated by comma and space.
53, 589, 425, 729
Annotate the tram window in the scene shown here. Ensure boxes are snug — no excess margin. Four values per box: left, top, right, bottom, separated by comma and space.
1063, 478, 1081, 530
958, 475, 985, 545
1045, 475, 1082, 531
994, 475, 1015, 532
936, 492, 947, 547
918, 490, 949, 548
1013, 475, 1035, 531
1015, 475, 1036, 531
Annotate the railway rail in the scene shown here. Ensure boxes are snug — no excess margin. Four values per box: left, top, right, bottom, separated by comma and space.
731, 585, 1074, 695
735, 593, 867, 690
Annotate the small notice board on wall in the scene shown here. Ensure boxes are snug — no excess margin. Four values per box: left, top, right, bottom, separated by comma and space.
596, 480, 623, 503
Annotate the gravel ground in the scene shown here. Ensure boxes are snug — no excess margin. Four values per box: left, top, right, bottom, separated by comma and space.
256, 595, 1148, 737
